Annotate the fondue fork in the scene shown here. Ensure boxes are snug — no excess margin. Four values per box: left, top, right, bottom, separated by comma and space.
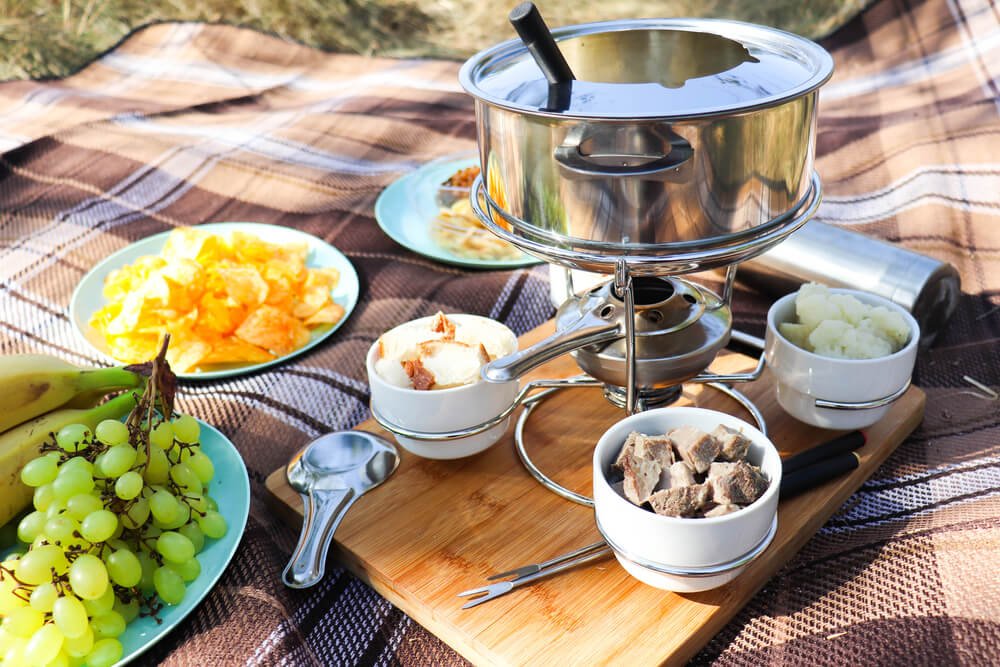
457, 543, 613, 609
486, 540, 608, 581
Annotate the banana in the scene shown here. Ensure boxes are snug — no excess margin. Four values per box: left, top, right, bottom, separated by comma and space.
0, 391, 139, 527
0, 355, 142, 434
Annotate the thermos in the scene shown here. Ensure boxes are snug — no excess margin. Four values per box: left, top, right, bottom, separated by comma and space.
739, 221, 960, 347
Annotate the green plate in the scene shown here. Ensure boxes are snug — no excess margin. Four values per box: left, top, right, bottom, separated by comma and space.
2, 419, 250, 666
70, 222, 360, 380
374, 152, 541, 269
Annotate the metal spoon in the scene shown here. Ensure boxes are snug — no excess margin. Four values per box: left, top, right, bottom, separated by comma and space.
282, 431, 399, 589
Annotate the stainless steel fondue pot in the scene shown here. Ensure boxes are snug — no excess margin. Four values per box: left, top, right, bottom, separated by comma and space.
459, 18, 834, 273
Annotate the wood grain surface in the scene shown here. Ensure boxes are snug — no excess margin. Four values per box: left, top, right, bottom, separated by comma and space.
266, 321, 926, 666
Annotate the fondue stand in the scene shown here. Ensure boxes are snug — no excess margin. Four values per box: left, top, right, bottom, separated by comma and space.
371, 16, 846, 505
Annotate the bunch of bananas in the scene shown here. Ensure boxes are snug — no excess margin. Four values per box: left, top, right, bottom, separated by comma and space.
0, 356, 144, 528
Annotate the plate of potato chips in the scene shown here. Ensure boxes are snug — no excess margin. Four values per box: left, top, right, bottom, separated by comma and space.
71, 223, 359, 379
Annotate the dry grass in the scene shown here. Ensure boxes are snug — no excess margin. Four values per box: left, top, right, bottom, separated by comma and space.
0, 0, 870, 80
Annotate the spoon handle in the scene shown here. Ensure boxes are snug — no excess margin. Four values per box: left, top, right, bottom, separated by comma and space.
282, 487, 356, 588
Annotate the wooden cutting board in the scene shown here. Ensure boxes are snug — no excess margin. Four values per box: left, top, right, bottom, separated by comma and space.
266, 321, 925, 666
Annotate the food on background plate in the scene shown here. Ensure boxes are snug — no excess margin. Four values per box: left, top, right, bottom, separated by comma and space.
779, 282, 910, 359
430, 165, 523, 262
374, 312, 516, 390
89, 226, 345, 373
610, 423, 768, 518
0, 341, 228, 667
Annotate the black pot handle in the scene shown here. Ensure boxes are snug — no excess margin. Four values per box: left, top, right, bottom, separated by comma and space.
554, 126, 694, 179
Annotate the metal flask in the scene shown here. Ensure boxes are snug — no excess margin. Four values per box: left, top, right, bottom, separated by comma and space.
739, 221, 961, 347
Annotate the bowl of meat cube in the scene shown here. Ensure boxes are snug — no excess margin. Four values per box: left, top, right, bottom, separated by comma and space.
592, 407, 781, 592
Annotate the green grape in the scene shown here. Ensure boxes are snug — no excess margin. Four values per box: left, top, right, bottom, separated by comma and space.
85, 637, 123, 667
149, 489, 180, 524
65, 494, 103, 522
23, 622, 64, 666
43, 515, 79, 544
113, 596, 140, 624
144, 445, 170, 485
59, 457, 93, 476
121, 498, 150, 530
52, 595, 89, 639
149, 421, 174, 450
104, 548, 142, 588
52, 467, 94, 501
198, 510, 227, 539
156, 531, 195, 564
81, 585, 115, 617
20, 456, 58, 487
4, 605, 44, 637
153, 566, 185, 605
32, 484, 55, 515
178, 522, 205, 553
186, 450, 214, 484
68, 554, 109, 600
45, 499, 68, 519
94, 420, 128, 446
80, 510, 118, 543
15, 544, 64, 585
90, 611, 125, 639
153, 508, 189, 531
184, 493, 209, 515
28, 582, 58, 613
56, 424, 91, 453
169, 462, 202, 494
167, 557, 201, 583
172, 414, 200, 443
136, 552, 157, 594
97, 445, 137, 478
114, 471, 143, 500
205, 495, 218, 512
17, 511, 46, 543
0, 570, 27, 614
63, 625, 94, 659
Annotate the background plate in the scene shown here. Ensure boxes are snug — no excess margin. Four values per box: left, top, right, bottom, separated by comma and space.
2, 419, 250, 666
375, 153, 541, 270
70, 222, 360, 380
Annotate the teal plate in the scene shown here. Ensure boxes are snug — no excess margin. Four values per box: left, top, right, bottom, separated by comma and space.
70, 222, 360, 380
1, 419, 250, 666
375, 153, 541, 269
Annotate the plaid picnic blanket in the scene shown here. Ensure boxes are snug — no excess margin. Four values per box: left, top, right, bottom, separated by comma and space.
0, 0, 997, 664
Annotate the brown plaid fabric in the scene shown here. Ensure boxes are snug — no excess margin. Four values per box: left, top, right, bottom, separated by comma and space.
0, 0, 997, 663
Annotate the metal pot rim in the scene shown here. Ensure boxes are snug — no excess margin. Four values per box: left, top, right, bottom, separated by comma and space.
459, 17, 835, 121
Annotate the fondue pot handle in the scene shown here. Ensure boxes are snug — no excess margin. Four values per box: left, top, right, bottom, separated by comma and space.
483, 302, 622, 383
554, 125, 693, 179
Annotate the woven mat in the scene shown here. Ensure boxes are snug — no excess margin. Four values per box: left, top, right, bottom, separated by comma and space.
1, 0, 998, 664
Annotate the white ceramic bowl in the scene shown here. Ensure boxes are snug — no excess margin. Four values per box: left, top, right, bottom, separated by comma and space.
764, 289, 920, 430
592, 407, 782, 592
366, 314, 518, 460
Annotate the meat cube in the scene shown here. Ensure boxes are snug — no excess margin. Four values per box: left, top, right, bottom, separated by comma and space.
710, 461, 769, 506
712, 424, 751, 462
613, 432, 641, 472
648, 484, 711, 517
633, 433, 674, 469
703, 503, 742, 518
707, 461, 737, 479
670, 425, 720, 474
622, 455, 662, 505
659, 461, 696, 490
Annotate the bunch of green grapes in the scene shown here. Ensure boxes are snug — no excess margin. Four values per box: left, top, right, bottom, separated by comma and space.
0, 413, 227, 667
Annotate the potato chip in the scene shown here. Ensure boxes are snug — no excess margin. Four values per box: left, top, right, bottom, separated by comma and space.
235, 304, 311, 356
89, 226, 345, 372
